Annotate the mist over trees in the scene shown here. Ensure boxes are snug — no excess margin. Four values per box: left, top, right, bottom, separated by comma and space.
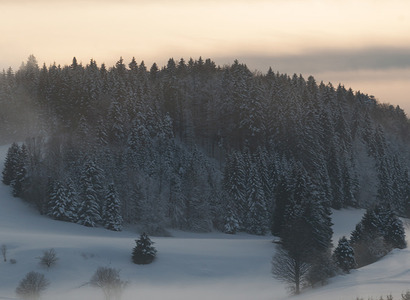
1, 55, 410, 238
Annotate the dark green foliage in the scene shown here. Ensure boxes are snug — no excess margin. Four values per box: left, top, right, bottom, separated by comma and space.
222, 207, 240, 234
2, 142, 20, 185
333, 236, 356, 273
245, 162, 269, 235
384, 212, 407, 250
350, 205, 406, 267
48, 180, 70, 221
102, 184, 123, 231
77, 160, 103, 227
281, 164, 333, 253
11, 144, 28, 198
306, 250, 336, 287
271, 174, 291, 236
132, 233, 157, 265
1, 143, 29, 198
2, 55, 410, 237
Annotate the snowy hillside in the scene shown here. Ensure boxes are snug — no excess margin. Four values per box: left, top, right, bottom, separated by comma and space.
0, 144, 409, 300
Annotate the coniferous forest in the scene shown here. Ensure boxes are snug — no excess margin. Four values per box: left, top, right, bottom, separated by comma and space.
1, 55, 410, 241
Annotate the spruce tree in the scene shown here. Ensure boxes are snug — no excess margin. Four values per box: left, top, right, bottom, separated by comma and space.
102, 184, 123, 231
77, 160, 102, 227
2, 142, 20, 185
246, 162, 269, 235
223, 151, 246, 228
48, 180, 70, 221
223, 205, 240, 234
349, 205, 406, 267
333, 236, 356, 273
12, 144, 28, 198
77, 179, 100, 227
384, 211, 407, 250
132, 233, 157, 264
271, 174, 291, 236
65, 178, 78, 222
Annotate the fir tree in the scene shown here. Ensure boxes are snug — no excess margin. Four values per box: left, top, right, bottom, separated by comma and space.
132, 232, 157, 264
65, 178, 78, 222
349, 205, 406, 267
167, 171, 186, 229
333, 236, 356, 273
271, 173, 291, 236
223, 205, 240, 234
77, 160, 103, 227
12, 144, 28, 198
384, 211, 407, 250
77, 178, 100, 227
2, 142, 20, 185
48, 180, 70, 221
223, 151, 246, 227
245, 162, 269, 235
102, 184, 123, 231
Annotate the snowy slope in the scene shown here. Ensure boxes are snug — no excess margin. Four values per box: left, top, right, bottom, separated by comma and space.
0, 144, 409, 300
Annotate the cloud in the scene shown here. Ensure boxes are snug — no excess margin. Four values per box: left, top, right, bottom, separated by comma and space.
217, 47, 410, 74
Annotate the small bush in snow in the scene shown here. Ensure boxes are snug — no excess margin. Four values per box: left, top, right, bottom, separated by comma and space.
38, 248, 58, 269
10, 258, 17, 264
90, 267, 127, 300
132, 233, 157, 264
15, 271, 49, 300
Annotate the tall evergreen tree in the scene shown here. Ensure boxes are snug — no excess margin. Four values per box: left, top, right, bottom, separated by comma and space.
48, 180, 71, 221
245, 162, 269, 235
333, 236, 356, 273
12, 144, 28, 198
102, 183, 123, 231
383, 210, 407, 250
2, 142, 20, 185
77, 160, 103, 227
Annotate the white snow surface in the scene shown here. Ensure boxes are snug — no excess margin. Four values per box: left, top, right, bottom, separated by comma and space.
0, 144, 409, 300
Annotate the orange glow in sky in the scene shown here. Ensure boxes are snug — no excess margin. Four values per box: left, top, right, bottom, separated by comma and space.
1, 0, 410, 113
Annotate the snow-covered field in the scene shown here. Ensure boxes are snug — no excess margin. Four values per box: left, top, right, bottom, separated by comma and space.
0, 144, 409, 300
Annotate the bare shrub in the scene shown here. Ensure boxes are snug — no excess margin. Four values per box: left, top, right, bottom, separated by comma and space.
90, 267, 127, 300
10, 258, 17, 264
38, 249, 58, 269
402, 291, 410, 300
353, 236, 389, 268
15, 271, 49, 300
272, 247, 310, 295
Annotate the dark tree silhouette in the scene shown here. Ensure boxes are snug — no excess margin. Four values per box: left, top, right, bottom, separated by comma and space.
132, 232, 157, 264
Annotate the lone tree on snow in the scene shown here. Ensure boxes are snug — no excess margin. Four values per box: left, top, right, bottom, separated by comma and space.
132, 232, 157, 264
333, 236, 356, 273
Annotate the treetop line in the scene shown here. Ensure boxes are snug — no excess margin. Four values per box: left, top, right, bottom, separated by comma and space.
1, 55, 408, 295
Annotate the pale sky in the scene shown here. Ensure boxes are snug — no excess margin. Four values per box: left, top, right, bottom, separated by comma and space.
1, 0, 410, 113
